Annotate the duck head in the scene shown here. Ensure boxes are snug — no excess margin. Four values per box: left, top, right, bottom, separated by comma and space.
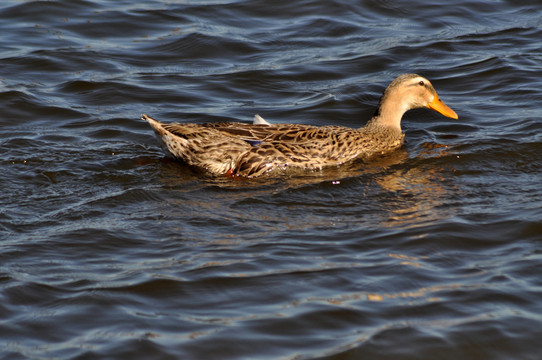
370, 74, 458, 132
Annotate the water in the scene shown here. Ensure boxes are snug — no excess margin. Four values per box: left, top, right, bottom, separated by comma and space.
1, 0, 542, 359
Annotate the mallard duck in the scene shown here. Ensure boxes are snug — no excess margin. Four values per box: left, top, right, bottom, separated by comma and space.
143, 73, 458, 177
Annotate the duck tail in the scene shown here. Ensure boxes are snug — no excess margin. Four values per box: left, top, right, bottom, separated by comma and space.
142, 114, 185, 159
142, 114, 161, 128
142, 114, 169, 138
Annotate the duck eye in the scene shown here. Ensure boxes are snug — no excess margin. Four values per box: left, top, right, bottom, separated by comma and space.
419, 81, 425, 86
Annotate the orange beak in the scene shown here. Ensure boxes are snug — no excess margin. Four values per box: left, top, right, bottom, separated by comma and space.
426, 96, 458, 119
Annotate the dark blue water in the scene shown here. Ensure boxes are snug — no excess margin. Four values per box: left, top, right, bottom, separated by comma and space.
1, 1, 542, 359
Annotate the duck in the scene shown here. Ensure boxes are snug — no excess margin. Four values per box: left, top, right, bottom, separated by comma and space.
143, 73, 458, 177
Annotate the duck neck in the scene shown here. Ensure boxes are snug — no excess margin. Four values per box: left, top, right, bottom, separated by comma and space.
366, 100, 406, 134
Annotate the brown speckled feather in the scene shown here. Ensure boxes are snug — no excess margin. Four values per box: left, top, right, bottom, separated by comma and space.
145, 117, 404, 177
143, 74, 458, 177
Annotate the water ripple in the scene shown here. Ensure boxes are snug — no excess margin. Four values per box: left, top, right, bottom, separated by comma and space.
1, 0, 542, 359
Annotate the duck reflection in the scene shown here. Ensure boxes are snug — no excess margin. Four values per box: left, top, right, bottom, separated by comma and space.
149, 140, 456, 240
386, 151, 456, 230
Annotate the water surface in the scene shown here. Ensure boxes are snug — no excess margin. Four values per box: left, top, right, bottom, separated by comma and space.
1, 0, 542, 359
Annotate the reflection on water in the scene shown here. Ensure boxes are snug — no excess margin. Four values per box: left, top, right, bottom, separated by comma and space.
378, 165, 449, 227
